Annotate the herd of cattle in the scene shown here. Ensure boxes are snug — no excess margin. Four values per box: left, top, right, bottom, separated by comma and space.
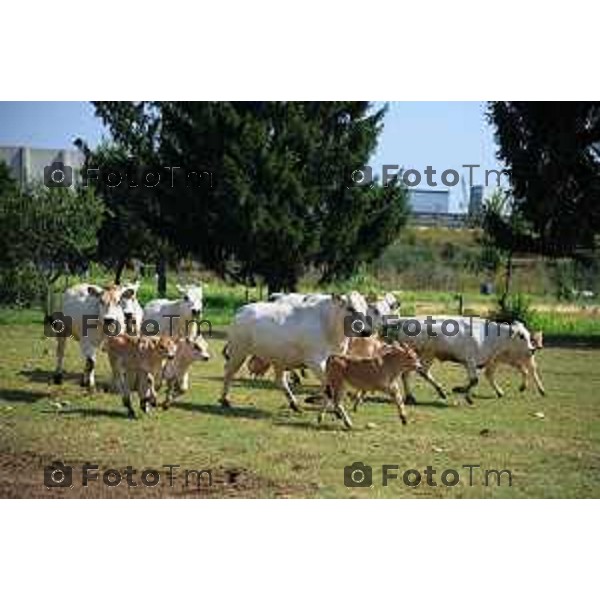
50, 282, 545, 427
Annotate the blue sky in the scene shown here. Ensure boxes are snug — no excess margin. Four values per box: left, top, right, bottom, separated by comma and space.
0, 101, 502, 211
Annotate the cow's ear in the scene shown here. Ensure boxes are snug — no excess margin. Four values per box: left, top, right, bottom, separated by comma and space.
332, 293, 344, 305
87, 285, 103, 297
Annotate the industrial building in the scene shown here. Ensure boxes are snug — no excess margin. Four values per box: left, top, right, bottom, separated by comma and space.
0, 145, 84, 187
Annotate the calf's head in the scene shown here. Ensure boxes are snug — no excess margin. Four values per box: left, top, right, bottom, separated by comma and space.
510, 322, 537, 354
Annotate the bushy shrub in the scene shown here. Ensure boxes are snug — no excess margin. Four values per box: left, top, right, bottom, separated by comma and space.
492, 292, 536, 325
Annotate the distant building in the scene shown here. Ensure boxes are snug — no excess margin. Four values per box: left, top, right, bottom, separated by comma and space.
408, 189, 450, 214
0, 145, 84, 187
468, 184, 484, 217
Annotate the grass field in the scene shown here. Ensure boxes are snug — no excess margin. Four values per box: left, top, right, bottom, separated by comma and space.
1, 314, 599, 498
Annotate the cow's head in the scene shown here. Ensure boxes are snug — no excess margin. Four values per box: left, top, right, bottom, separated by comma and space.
177, 284, 203, 318
87, 285, 125, 331
510, 322, 536, 353
119, 281, 142, 326
189, 334, 211, 362
532, 331, 544, 351
333, 290, 371, 336
383, 292, 399, 311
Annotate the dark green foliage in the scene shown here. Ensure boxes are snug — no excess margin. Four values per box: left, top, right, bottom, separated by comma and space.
93, 101, 410, 292
488, 101, 600, 256
0, 183, 104, 306
76, 141, 171, 281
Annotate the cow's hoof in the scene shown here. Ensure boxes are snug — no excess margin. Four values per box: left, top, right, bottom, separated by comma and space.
53, 372, 63, 385
127, 412, 136, 420
465, 397, 475, 406
220, 397, 232, 408
452, 386, 467, 394
290, 403, 301, 413
304, 394, 323, 404
405, 394, 417, 406
519, 385, 526, 393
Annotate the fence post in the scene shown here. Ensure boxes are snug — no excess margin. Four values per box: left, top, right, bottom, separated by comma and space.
457, 293, 464, 315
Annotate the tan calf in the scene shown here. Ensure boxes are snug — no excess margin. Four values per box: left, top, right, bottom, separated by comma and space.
162, 336, 211, 408
322, 342, 422, 428
347, 335, 385, 358
104, 335, 178, 418
484, 331, 545, 397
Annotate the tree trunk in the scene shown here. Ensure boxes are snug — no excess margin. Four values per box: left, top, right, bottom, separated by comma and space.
114, 258, 126, 285
500, 252, 514, 311
157, 258, 167, 297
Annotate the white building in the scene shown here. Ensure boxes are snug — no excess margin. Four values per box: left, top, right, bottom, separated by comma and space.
408, 188, 450, 214
0, 145, 84, 187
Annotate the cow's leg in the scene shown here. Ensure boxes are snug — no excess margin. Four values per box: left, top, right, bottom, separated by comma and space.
485, 362, 504, 398
416, 367, 447, 400
334, 392, 353, 429
220, 348, 247, 407
390, 383, 407, 425
402, 372, 417, 405
530, 359, 546, 396
319, 383, 351, 427
121, 374, 135, 419
452, 360, 478, 404
179, 370, 190, 393
83, 356, 96, 389
303, 358, 328, 404
274, 365, 301, 412
352, 390, 364, 412
53, 336, 67, 384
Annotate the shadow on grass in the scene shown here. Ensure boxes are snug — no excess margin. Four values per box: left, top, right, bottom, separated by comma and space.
0, 388, 48, 403
172, 401, 271, 420
41, 406, 130, 419
19, 369, 80, 385
545, 335, 600, 349
272, 417, 349, 432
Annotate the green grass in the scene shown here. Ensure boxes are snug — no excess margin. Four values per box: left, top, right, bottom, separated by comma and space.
1, 316, 599, 498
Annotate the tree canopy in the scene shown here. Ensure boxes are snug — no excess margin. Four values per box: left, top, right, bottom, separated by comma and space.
93, 101, 409, 292
488, 101, 600, 257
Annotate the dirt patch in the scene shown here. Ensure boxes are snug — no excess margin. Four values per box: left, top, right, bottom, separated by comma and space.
0, 449, 314, 498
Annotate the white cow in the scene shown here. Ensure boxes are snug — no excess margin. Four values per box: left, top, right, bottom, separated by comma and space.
53, 284, 127, 388
143, 284, 204, 338
221, 292, 369, 410
387, 316, 542, 403
367, 292, 400, 331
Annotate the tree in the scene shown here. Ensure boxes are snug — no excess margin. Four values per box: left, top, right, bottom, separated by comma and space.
0, 183, 105, 308
93, 101, 410, 293
75, 140, 170, 283
488, 101, 600, 257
